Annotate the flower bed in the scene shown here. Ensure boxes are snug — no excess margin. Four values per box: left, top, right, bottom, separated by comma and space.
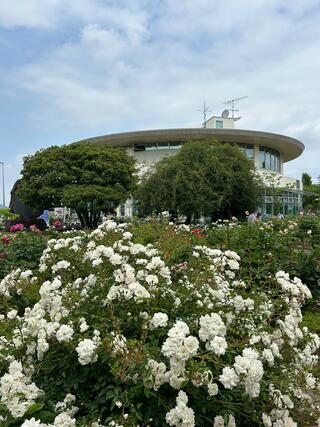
0, 219, 319, 426
0, 230, 49, 281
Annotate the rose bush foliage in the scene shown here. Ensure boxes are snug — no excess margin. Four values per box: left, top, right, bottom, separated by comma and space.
205, 215, 320, 302
0, 220, 319, 427
0, 231, 48, 282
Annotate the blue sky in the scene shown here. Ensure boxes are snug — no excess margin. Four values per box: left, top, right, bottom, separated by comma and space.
1, 0, 320, 203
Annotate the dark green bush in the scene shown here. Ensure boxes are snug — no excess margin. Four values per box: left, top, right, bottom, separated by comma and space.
0, 232, 48, 280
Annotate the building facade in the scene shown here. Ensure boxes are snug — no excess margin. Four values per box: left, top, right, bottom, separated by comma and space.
76, 114, 304, 217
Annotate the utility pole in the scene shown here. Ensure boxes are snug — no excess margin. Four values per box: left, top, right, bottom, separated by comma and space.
0, 162, 5, 207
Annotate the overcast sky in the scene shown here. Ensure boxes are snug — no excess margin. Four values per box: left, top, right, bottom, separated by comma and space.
0, 0, 320, 204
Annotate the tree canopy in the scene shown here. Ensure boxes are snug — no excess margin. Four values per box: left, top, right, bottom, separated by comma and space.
301, 173, 320, 211
302, 172, 312, 187
17, 143, 136, 228
136, 140, 261, 222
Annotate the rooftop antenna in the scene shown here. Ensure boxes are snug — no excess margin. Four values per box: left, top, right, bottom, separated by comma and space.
198, 100, 211, 128
223, 96, 248, 118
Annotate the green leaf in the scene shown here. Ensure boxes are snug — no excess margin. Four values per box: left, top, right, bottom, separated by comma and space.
25, 403, 45, 415
26, 403, 44, 415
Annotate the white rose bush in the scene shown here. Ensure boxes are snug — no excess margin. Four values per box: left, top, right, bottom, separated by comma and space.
0, 219, 319, 426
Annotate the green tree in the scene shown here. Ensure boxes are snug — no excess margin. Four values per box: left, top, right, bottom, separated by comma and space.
17, 143, 136, 228
303, 188, 320, 211
300, 172, 320, 211
302, 172, 312, 187
136, 140, 261, 222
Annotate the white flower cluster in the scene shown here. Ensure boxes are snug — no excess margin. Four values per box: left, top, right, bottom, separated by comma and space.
19, 276, 70, 361
39, 236, 84, 272
21, 413, 76, 427
213, 415, 236, 427
76, 331, 101, 365
231, 295, 254, 312
0, 220, 319, 426
56, 324, 74, 343
82, 224, 172, 304
0, 268, 34, 297
89, 219, 118, 239
220, 348, 264, 398
43, 220, 172, 305
149, 312, 168, 329
199, 313, 228, 355
276, 270, 312, 303
110, 332, 128, 354
79, 317, 89, 332
0, 360, 42, 418
262, 409, 298, 427
145, 359, 168, 391
161, 320, 199, 389
52, 260, 71, 273
55, 393, 78, 417
165, 391, 195, 427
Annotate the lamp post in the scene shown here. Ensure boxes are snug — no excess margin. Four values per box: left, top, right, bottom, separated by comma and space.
0, 162, 5, 207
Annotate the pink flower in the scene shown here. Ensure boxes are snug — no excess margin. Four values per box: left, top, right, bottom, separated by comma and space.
2, 235, 10, 245
174, 262, 189, 271
9, 223, 24, 232
29, 224, 41, 233
53, 219, 62, 229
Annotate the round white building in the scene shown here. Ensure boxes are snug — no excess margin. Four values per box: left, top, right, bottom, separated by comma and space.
76, 114, 304, 217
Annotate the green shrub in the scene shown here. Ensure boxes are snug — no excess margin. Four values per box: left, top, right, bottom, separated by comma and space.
0, 220, 319, 426
0, 232, 48, 280
205, 218, 320, 301
302, 310, 320, 334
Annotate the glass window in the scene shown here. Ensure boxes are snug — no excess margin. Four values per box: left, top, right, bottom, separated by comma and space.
259, 146, 280, 172
157, 143, 170, 150
169, 142, 182, 150
134, 144, 145, 151
237, 143, 254, 160
246, 144, 254, 160
259, 147, 265, 169
265, 203, 272, 215
271, 152, 275, 171
263, 189, 300, 217
265, 151, 271, 170
215, 120, 223, 128
145, 144, 158, 151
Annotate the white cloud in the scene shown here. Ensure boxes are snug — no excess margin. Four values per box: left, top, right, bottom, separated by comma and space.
0, 0, 150, 38
0, 0, 74, 29
2, 0, 320, 188
284, 120, 320, 181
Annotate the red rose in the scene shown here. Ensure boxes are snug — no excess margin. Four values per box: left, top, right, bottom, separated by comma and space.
191, 228, 202, 235
2, 235, 10, 245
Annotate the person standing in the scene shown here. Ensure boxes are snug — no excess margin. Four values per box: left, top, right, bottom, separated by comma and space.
248, 212, 256, 223
256, 212, 262, 222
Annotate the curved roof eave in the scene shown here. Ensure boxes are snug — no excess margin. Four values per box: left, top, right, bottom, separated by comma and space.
74, 128, 305, 163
